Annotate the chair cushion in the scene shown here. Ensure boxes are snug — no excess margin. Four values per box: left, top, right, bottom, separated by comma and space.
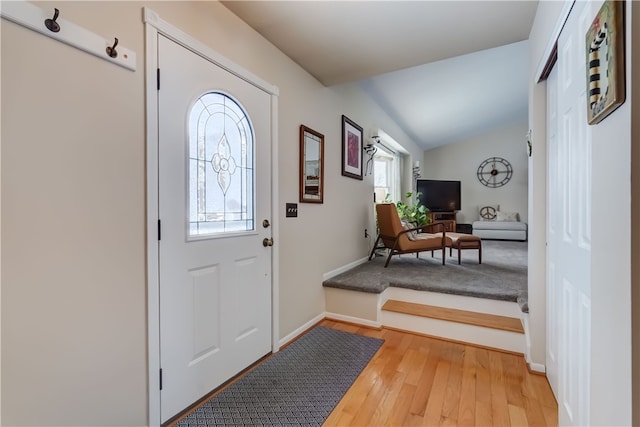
496, 211, 519, 222
446, 232, 481, 244
472, 220, 527, 231
402, 233, 448, 251
416, 232, 453, 246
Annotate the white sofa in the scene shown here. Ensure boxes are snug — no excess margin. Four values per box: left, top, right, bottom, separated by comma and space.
472, 220, 527, 241
472, 206, 527, 241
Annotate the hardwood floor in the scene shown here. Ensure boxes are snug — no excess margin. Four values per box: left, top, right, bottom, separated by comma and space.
320, 319, 558, 426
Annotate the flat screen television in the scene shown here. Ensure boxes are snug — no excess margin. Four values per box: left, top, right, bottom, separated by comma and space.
416, 179, 461, 212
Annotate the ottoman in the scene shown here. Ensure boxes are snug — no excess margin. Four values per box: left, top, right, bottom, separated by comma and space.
447, 233, 482, 265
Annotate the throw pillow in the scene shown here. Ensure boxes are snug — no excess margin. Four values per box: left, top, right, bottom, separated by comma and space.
400, 220, 418, 240
496, 211, 519, 222
478, 205, 499, 221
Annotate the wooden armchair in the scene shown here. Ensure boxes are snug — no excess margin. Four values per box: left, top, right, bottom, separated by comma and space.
369, 203, 448, 267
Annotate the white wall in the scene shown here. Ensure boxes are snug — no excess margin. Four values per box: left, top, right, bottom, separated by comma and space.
529, 0, 636, 424
588, 1, 633, 422
1, 1, 423, 425
421, 119, 528, 224
526, 0, 567, 375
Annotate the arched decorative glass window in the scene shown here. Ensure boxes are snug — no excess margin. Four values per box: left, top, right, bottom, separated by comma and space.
188, 92, 254, 236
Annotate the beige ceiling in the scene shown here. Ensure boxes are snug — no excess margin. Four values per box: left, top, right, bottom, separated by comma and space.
222, 1, 539, 149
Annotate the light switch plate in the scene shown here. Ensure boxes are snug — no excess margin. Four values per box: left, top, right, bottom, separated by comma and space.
286, 203, 298, 218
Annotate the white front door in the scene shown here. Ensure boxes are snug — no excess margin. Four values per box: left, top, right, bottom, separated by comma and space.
546, 2, 592, 425
157, 34, 273, 422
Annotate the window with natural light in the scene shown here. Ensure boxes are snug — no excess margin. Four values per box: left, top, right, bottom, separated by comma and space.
188, 92, 255, 236
373, 146, 399, 203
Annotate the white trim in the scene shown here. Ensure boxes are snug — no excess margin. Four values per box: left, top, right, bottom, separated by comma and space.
322, 257, 369, 281
144, 8, 279, 426
534, 0, 575, 82
145, 20, 161, 427
528, 362, 547, 374
0, 0, 136, 71
373, 128, 409, 155
278, 313, 325, 347
143, 8, 277, 96
278, 312, 381, 348
522, 313, 545, 373
324, 312, 382, 329
270, 95, 280, 354
0, 14, 3, 425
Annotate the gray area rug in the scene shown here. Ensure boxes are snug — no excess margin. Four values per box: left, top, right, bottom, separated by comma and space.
323, 240, 529, 312
175, 326, 383, 426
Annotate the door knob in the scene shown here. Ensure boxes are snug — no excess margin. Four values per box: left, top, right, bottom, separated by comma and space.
262, 238, 274, 247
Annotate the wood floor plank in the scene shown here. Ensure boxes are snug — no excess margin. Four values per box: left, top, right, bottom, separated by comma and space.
382, 299, 525, 333
422, 342, 453, 425
388, 383, 417, 426
368, 370, 408, 426
457, 346, 477, 426
324, 409, 353, 427
541, 402, 559, 427
509, 403, 530, 426
407, 338, 439, 416
532, 375, 558, 409
502, 352, 527, 409
489, 351, 511, 427
351, 338, 406, 426
404, 345, 429, 386
522, 394, 550, 427
474, 347, 493, 395
476, 400, 494, 426
441, 343, 465, 424
520, 368, 555, 427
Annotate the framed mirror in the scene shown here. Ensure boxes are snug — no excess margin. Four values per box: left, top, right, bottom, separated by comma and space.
299, 125, 324, 203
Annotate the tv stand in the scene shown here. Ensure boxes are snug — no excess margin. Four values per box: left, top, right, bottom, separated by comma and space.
427, 211, 456, 232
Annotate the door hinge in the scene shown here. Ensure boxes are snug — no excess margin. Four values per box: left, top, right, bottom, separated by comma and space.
157, 68, 160, 90
159, 368, 163, 390
158, 219, 161, 241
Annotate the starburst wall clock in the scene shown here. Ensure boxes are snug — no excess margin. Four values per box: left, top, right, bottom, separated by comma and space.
477, 157, 513, 188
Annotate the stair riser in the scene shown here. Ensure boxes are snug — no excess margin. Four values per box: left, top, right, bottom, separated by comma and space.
381, 311, 526, 353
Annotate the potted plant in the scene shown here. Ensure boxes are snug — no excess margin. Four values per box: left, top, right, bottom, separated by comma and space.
396, 191, 430, 228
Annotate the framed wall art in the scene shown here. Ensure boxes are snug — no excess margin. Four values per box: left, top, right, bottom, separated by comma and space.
586, 0, 626, 125
341, 115, 363, 180
299, 125, 324, 203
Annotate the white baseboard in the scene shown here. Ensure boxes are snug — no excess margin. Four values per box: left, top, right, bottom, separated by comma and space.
324, 311, 381, 329
322, 257, 369, 281
528, 362, 546, 374
521, 314, 546, 374
278, 313, 324, 348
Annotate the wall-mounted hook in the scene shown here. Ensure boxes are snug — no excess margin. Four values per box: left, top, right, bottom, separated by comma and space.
44, 8, 60, 33
106, 37, 118, 58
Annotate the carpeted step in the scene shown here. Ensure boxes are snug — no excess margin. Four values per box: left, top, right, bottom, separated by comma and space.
382, 299, 524, 333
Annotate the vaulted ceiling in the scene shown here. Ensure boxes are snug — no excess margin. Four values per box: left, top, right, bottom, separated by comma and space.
222, 1, 538, 150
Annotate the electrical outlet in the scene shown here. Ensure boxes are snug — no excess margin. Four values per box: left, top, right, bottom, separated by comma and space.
364, 229, 368, 238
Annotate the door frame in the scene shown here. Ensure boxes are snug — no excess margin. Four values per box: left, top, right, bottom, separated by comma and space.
143, 8, 280, 425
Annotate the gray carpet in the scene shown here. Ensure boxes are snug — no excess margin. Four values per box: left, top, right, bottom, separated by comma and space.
323, 240, 529, 312
175, 326, 383, 426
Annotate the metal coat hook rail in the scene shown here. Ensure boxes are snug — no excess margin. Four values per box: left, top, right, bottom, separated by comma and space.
1, 2, 136, 71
